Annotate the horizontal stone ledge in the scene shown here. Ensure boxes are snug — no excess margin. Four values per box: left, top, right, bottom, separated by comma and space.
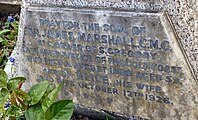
0, 0, 21, 5
24, 0, 163, 12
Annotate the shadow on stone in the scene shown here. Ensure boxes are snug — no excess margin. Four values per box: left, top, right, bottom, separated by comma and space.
0, 3, 20, 15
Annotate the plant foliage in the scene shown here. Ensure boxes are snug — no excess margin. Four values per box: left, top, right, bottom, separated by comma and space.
0, 69, 74, 120
0, 15, 19, 69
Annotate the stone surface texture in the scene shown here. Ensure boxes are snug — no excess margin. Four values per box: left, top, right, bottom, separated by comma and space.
0, 0, 21, 5
164, 0, 198, 80
22, 0, 198, 81
4, 0, 198, 119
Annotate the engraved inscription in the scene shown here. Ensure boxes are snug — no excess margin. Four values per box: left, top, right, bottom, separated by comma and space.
20, 9, 185, 118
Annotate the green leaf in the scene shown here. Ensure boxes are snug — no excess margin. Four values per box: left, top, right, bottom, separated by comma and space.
40, 83, 55, 102
0, 93, 9, 112
1, 88, 9, 97
0, 29, 10, 35
15, 89, 30, 102
14, 89, 30, 110
4, 38, 8, 46
8, 77, 26, 91
45, 100, 74, 120
28, 81, 49, 105
0, 37, 4, 43
0, 69, 7, 88
5, 22, 10, 28
6, 105, 21, 116
10, 92, 18, 106
42, 82, 63, 112
7, 32, 14, 40
0, 57, 3, 65
12, 21, 19, 28
25, 104, 45, 120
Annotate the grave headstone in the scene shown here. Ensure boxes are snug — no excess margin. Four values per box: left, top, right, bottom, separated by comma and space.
13, 0, 198, 119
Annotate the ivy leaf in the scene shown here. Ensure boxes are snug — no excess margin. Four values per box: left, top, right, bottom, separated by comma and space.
0, 69, 7, 88
28, 81, 49, 105
42, 82, 63, 112
45, 100, 74, 120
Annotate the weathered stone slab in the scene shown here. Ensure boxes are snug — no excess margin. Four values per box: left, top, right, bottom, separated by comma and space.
15, 6, 198, 120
